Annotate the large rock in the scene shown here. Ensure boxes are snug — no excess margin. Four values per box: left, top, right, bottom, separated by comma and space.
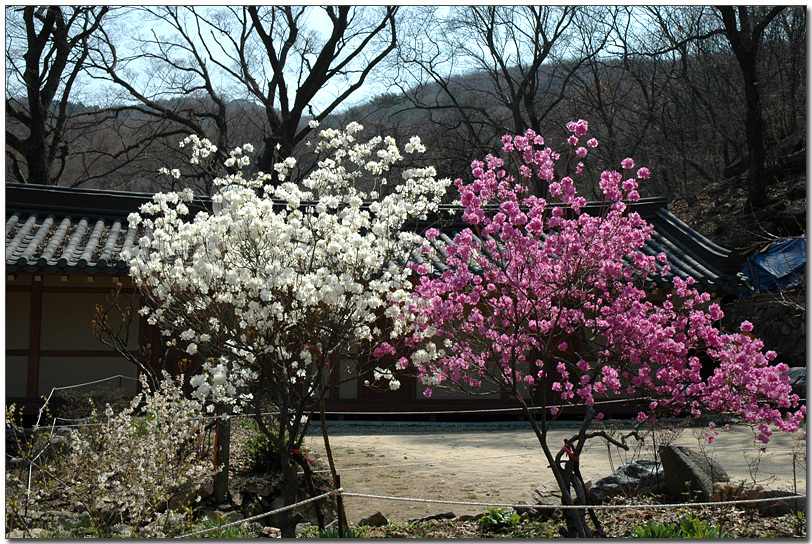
357, 511, 388, 527
786, 367, 806, 397
659, 445, 729, 502
589, 459, 666, 503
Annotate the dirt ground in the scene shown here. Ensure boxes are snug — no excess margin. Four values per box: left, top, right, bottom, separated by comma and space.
302, 420, 807, 525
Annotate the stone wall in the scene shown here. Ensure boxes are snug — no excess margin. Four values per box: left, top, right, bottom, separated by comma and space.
721, 292, 806, 368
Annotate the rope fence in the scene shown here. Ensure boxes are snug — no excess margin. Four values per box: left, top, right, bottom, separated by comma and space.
26, 374, 668, 427
341, 491, 807, 511
171, 487, 807, 538
175, 488, 343, 538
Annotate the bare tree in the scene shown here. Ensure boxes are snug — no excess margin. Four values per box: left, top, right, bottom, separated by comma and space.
392, 6, 613, 194
6, 6, 109, 184
88, 6, 398, 190
755, 7, 806, 143
717, 6, 787, 209
611, 6, 737, 197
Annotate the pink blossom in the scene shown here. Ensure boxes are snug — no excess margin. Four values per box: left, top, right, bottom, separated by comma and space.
587, 138, 598, 148
387, 120, 806, 508
637, 167, 650, 179
709, 303, 724, 321
576, 147, 587, 158
621, 157, 635, 170
568, 135, 578, 146
373, 342, 396, 357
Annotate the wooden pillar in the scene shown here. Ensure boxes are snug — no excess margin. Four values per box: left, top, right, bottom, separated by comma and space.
26, 276, 43, 400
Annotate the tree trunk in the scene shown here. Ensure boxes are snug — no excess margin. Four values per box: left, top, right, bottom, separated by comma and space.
717, 6, 786, 210
514, 393, 593, 538
742, 65, 768, 208
278, 456, 301, 538
213, 408, 231, 505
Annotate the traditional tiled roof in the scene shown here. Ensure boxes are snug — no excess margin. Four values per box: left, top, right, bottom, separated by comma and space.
5, 183, 746, 292
6, 184, 162, 275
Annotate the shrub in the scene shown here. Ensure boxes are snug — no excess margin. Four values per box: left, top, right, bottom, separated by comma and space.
634, 520, 678, 538
8, 374, 214, 538
317, 526, 357, 538
633, 516, 724, 538
194, 512, 258, 538
244, 430, 283, 473
478, 507, 521, 532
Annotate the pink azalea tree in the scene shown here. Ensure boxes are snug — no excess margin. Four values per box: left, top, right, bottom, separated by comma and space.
379, 121, 805, 537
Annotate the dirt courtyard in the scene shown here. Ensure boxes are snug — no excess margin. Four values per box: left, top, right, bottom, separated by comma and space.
303, 420, 807, 525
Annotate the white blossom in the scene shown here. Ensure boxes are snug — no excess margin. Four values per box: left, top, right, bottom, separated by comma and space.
127, 122, 450, 423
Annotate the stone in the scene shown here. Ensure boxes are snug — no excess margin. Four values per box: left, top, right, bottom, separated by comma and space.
589, 459, 666, 503
261, 526, 281, 537
513, 501, 536, 517
246, 521, 264, 533
533, 482, 563, 503
756, 489, 805, 517
677, 445, 729, 483
199, 482, 214, 499
659, 445, 728, 502
526, 483, 564, 519
245, 481, 275, 496
786, 367, 806, 397
110, 523, 133, 537
231, 490, 244, 507
357, 511, 388, 527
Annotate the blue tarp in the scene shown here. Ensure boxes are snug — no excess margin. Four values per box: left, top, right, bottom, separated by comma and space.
740, 235, 806, 295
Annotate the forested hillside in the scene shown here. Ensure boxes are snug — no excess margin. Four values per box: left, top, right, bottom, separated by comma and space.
6, 6, 806, 244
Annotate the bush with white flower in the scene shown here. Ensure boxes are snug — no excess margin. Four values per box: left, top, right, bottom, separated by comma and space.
4, 374, 212, 538
124, 121, 450, 536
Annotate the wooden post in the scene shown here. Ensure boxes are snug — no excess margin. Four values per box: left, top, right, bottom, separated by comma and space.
320, 400, 348, 534
26, 277, 43, 401
336, 474, 345, 538
213, 405, 231, 505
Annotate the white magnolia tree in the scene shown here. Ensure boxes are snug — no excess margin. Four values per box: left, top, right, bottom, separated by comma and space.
124, 122, 450, 535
